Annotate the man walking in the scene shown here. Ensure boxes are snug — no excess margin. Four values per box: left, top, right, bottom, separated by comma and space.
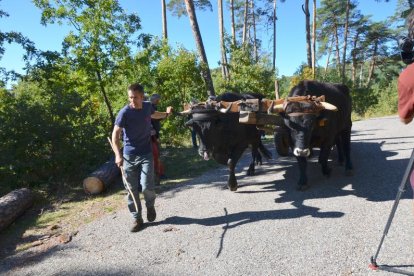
111, 83, 172, 232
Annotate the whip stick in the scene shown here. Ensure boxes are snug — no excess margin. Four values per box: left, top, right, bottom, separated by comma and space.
107, 137, 139, 214
369, 148, 414, 272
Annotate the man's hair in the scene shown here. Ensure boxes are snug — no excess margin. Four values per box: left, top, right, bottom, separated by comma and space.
128, 83, 144, 94
407, 9, 414, 39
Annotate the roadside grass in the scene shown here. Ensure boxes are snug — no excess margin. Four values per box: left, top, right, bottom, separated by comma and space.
160, 146, 220, 184
0, 145, 219, 257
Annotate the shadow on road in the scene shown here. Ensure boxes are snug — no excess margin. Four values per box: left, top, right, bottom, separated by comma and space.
156, 133, 414, 229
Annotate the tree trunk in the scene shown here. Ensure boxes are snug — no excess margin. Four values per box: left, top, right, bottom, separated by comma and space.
272, 0, 277, 72
334, 24, 341, 75
0, 188, 34, 232
341, 0, 350, 84
359, 61, 364, 88
184, 0, 215, 96
251, 0, 258, 62
95, 68, 115, 132
366, 41, 378, 87
242, 0, 249, 44
324, 37, 333, 77
218, 0, 229, 79
302, 1, 312, 68
230, 0, 236, 46
312, 0, 316, 79
351, 32, 360, 86
161, 0, 168, 40
83, 160, 121, 195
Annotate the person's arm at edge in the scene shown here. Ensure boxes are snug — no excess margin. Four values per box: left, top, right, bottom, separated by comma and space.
401, 116, 414, 124
398, 76, 414, 125
112, 125, 123, 167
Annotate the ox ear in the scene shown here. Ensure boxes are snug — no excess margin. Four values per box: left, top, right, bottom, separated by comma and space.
184, 119, 194, 127
320, 102, 338, 111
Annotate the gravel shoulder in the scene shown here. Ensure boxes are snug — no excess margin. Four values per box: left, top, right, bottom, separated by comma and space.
2, 115, 414, 276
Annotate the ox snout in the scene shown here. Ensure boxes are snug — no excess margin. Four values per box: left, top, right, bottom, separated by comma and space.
198, 150, 210, 161
197, 146, 210, 161
293, 148, 310, 157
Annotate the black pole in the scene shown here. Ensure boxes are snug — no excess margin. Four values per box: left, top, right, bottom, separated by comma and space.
370, 148, 414, 269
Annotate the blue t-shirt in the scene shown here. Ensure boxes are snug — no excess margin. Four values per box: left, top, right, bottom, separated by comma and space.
115, 102, 155, 155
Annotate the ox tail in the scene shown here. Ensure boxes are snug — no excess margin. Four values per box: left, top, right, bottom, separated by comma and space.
258, 141, 272, 160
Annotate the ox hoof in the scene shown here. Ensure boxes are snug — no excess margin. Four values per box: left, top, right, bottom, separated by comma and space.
296, 184, 310, 191
322, 168, 332, 177
345, 169, 353, 176
229, 185, 238, 191
246, 170, 255, 176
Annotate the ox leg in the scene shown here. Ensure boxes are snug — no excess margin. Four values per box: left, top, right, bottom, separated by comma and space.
342, 129, 353, 175
336, 135, 345, 166
227, 158, 238, 191
247, 161, 255, 176
247, 148, 260, 176
296, 156, 309, 190
318, 145, 332, 177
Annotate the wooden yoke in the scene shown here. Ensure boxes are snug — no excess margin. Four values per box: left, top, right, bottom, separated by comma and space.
218, 98, 285, 114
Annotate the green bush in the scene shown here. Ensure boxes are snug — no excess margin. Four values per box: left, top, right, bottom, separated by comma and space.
365, 79, 398, 117
0, 75, 109, 195
350, 87, 379, 116
212, 46, 275, 97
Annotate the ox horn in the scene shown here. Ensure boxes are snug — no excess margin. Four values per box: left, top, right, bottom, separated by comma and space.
219, 102, 233, 113
267, 101, 274, 114
272, 103, 284, 113
320, 102, 338, 111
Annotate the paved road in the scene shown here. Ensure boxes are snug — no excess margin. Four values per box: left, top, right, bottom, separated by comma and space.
2, 116, 414, 276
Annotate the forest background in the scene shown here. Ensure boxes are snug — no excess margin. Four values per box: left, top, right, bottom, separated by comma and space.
0, 0, 413, 198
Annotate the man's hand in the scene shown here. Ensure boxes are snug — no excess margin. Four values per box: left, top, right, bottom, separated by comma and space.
115, 154, 123, 168
166, 106, 173, 116
112, 125, 124, 167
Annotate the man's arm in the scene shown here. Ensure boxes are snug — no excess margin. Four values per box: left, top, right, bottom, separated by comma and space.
151, 106, 173, 120
401, 116, 414, 124
398, 74, 414, 125
112, 125, 123, 167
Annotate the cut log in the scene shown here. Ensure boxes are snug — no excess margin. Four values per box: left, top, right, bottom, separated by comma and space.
83, 160, 121, 195
0, 188, 34, 232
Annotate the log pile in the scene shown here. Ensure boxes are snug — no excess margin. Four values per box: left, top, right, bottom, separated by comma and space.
83, 160, 121, 195
0, 188, 34, 232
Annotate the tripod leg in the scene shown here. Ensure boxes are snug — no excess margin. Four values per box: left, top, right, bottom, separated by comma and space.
370, 148, 414, 268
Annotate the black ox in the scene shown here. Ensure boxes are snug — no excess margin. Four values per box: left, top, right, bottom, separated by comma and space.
280, 80, 353, 190
184, 92, 272, 191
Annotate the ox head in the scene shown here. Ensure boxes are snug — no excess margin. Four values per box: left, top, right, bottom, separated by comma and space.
181, 100, 222, 161
279, 95, 337, 157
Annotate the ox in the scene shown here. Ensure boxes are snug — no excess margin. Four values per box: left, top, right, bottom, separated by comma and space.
280, 80, 353, 190
184, 92, 272, 191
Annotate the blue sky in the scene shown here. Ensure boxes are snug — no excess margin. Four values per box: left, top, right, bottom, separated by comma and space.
0, 0, 398, 78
